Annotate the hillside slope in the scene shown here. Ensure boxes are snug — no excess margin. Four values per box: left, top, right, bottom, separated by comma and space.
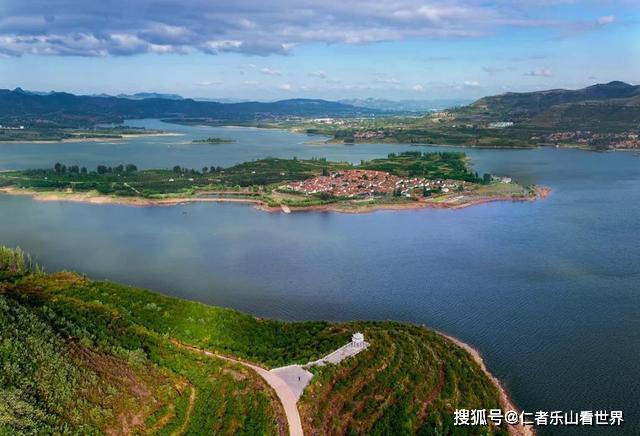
462, 81, 640, 130
0, 247, 508, 434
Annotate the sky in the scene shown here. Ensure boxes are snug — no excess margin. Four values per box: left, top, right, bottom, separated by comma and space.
0, 0, 638, 101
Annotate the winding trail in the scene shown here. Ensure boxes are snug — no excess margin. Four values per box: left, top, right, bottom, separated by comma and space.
170, 340, 303, 436
173, 386, 197, 436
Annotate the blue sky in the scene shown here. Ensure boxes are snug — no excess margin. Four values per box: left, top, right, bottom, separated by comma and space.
0, 0, 638, 100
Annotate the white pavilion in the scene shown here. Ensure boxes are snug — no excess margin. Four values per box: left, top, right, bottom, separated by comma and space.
352, 332, 365, 348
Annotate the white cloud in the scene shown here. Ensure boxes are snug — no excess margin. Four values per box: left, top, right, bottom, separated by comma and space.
463, 80, 480, 87
261, 67, 283, 76
202, 40, 243, 54
308, 70, 328, 79
373, 77, 401, 84
278, 83, 293, 91
0, 0, 596, 57
524, 68, 553, 77
596, 15, 615, 25
482, 66, 513, 75
411, 84, 425, 92
196, 80, 223, 86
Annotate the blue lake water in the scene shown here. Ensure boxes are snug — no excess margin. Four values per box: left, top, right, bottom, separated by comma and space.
1, 120, 639, 434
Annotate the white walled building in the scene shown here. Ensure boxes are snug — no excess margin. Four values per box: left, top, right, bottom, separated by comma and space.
352, 332, 365, 348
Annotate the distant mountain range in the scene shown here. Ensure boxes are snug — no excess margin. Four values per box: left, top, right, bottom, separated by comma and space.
1, 81, 638, 131
0, 89, 384, 127
340, 98, 471, 112
462, 81, 640, 130
113, 92, 185, 100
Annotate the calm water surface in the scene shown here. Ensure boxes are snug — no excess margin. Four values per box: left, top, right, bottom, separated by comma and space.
1, 120, 639, 434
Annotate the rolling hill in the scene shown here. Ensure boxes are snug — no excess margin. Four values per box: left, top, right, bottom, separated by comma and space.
461, 81, 640, 130
0, 89, 382, 127
0, 246, 507, 435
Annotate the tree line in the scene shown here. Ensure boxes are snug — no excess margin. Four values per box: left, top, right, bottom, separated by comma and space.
52, 162, 138, 175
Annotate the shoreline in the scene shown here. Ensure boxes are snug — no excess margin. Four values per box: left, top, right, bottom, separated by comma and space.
438, 332, 535, 436
0, 132, 183, 144
0, 186, 550, 213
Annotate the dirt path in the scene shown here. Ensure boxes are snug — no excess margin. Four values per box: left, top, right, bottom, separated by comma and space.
170, 340, 303, 436
172, 386, 196, 436
439, 333, 535, 436
418, 361, 446, 421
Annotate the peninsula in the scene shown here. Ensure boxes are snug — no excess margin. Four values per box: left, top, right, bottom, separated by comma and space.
0, 152, 548, 213
0, 125, 178, 143
0, 246, 522, 435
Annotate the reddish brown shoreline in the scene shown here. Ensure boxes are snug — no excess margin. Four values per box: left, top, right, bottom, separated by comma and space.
0, 186, 550, 214
439, 332, 535, 436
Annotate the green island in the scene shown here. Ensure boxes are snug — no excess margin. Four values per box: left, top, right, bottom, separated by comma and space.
192, 137, 236, 144
0, 246, 510, 435
0, 126, 172, 143
0, 152, 547, 212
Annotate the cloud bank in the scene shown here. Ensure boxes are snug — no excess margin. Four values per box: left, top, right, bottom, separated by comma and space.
0, 0, 618, 57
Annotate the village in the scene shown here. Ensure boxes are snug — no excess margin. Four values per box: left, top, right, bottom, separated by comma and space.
544, 130, 640, 149
281, 169, 467, 198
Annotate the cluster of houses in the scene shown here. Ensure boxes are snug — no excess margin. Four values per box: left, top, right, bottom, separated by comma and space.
310, 118, 345, 125
491, 175, 512, 184
544, 131, 640, 149
611, 136, 640, 149
281, 169, 466, 199
352, 130, 386, 140
487, 121, 514, 129
430, 111, 455, 121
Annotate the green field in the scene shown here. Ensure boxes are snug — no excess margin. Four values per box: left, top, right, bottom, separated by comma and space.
0, 247, 507, 434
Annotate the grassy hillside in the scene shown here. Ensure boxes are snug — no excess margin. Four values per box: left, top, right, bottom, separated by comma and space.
0, 247, 507, 434
467, 81, 640, 120
299, 324, 506, 435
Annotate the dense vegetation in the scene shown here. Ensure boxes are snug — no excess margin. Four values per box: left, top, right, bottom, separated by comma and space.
0, 247, 507, 434
0, 247, 290, 435
299, 323, 507, 435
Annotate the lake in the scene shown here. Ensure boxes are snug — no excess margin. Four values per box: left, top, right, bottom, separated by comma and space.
1, 120, 639, 434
